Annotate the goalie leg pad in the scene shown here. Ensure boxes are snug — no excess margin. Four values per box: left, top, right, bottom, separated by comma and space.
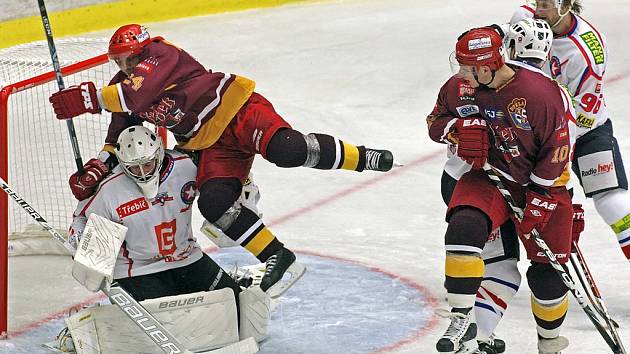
66, 289, 240, 353
239, 287, 271, 343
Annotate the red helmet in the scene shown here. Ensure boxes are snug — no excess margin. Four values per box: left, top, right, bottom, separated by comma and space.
455, 27, 505, 71
108, 24, 151, 58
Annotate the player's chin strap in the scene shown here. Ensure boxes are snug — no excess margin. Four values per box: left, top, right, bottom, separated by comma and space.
481, 164, 626, 354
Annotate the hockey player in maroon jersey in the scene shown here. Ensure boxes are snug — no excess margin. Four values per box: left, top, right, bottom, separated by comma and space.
48, 24, 394, 298
427, 27, 575, 354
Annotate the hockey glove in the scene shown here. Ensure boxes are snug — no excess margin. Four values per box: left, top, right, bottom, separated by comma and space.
69, 158, 109, 201
571, 203, 585, 244
453, 117, 489, 170
519, 185, 558, 237
49, 81, 101, 119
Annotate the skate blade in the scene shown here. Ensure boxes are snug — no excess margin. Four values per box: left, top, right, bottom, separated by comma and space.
266, 262, 306, 299
393, 160, 404, 168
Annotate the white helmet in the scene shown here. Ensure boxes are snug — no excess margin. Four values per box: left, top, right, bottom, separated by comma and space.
506, 18, 553, 65
116, 125, 164, 198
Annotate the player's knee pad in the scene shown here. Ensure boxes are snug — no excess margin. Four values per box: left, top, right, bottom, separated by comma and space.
266, 128, 308, 167
198, 178, 243, 226
445, 207, 490, 253
526, 262, 568, 300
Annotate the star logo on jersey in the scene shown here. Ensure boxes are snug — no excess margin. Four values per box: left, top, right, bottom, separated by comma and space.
550, 56, 561, 78
180, 181, 197, 206
151, 191, 174, 206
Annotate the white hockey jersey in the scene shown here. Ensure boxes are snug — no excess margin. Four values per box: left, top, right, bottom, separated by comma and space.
69, 150, 203, 279
515, 5, 610, 138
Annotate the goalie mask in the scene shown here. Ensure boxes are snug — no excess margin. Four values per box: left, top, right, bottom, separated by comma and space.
116, 126, 164, 199
506, 18, 553, 67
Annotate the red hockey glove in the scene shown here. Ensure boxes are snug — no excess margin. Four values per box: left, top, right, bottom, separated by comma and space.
519, 185, 558, 236
571, 204, 585, 244
453, 117, 489, 170
69, 158, 109, 201
49, 81, 101, 119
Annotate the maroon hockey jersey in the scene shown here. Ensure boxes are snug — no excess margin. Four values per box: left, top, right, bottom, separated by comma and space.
99, 38, 255, 152
427, 65, 572, 187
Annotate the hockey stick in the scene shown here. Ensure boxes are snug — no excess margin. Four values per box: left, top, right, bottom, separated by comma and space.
481, 164, 624, 353
37, 0, 84, 172
571, 241, 627, 352
0, 177, 193, 354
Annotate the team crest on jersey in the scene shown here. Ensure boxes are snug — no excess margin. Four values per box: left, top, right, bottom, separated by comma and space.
507, 98, 531, 130
580, 31, 605, 65
152, 192, 174, 206
116, 197, 149, 218
180, 181, 197, 205
550, 56, 561, 78
458, 82, 476, 101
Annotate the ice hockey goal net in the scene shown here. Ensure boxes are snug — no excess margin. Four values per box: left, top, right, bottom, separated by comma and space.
0, 38, 117, 337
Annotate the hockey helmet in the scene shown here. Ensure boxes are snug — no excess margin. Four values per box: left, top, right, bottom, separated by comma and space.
455, 27, 506, 71
108, 24, 151, 59
116, 125, 164, 199
506, 18, 553, 63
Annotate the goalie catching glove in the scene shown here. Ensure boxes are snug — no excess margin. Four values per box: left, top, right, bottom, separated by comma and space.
49, 81, 101, 119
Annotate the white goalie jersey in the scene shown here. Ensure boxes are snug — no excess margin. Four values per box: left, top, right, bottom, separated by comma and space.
69, 150, 203, 279
516, 4, 610, 138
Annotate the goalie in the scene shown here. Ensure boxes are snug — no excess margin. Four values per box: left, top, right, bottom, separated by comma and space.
62, 125, 271, 353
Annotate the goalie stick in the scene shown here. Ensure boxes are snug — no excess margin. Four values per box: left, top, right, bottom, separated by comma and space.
37, 0, 84, 172
482, 164, 625, 354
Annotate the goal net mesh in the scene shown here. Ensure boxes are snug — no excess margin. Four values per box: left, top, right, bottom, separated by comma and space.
1, 38, 116, 256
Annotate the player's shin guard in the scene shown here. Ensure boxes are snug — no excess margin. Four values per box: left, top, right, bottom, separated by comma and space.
219, 206, 283, 262
302, 133, 393, 172
475, 258, 520, 343
527, 263, 569, 352
593, 188, 630, 261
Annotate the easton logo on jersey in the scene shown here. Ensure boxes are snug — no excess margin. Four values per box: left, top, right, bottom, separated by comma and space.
116, 197, 149, 218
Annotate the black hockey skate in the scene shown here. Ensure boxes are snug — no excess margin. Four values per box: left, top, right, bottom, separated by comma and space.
364, 148, 394, 172
436, 307, 478, 354
477, 334, 505, 354
260, 247, 306, 299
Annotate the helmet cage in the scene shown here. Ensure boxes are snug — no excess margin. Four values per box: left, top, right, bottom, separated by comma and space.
506, 18, 553, 63
116, 126, 164, 198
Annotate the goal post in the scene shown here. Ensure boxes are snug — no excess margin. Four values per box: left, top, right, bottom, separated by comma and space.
0, 38, 165, 337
